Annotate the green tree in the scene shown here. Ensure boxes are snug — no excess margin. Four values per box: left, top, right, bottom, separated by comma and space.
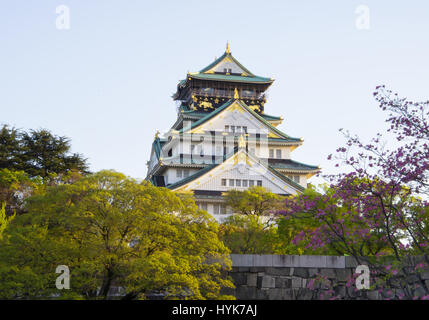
20, 129, 88, 179
0, 125, 22, 170
219, 214, 280, 254
224, 186, 282, 216
0, 169, 38, 216
0, 125, 89, 179
0, 170, 233, 300
220, 186, 284, 254
0, 203, 14, 239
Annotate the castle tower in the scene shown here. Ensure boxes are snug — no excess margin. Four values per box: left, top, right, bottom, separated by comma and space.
146, 44, 319, 220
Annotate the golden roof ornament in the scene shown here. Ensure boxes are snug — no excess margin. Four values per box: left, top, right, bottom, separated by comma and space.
239, 134, 246, 148
226, 41, 231, 54
154, 130, 160, 140
234, 87, 239, 99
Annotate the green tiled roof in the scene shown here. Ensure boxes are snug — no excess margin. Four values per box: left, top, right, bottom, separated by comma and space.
267, 166, 305, 192
262, 114, 282, 121
178, 99, 300, 142
166, 147, 306, 193
152, 137, 167, 159
199, 51, 254, 75
268, 159, 319, 171
180, 104, 282, 122
188, 73, 273, 84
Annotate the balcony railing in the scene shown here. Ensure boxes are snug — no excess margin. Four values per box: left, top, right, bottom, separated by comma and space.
192, 88, 267, 101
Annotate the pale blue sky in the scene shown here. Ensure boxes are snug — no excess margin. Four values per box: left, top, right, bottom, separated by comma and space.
1, 1, 428, 182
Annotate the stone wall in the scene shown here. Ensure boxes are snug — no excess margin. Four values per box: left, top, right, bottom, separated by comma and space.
225, 254, 429, 300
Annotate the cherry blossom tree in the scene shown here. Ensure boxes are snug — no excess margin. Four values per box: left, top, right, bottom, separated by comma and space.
279, 86, 429, 299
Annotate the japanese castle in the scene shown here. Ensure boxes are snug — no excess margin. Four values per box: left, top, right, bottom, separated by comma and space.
146, 43, 319, 220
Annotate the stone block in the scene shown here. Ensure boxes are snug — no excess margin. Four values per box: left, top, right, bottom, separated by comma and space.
265, 267, 290, 276
249, 267, 266, 272
413, 286, 426, 298
256, 288, 269, 300
299, 255, 327, 268
335, 269, 348, 282
236, 286, 257, 300
421, 271, 429, 280
293, 268, 309, 278
247, 273, 257, 287
407, 275, 419, 284
275, 277, 291, 288
319, 268, 336, 279
346, 286, 358, 298
296, 288, 313, 300
254, 254, 273, 267
261, 275, 276, 288
334, 285, 346, 297
283, 289, 295, 300
237, 267, 250, 272
231, 273, 247, 286
326, 256, 345, 268
366, 290, 379, 300
231, 254, 254, 267
267, 288, 286, 300
257, 276, 263, 289
291, 276, 302, 288
272, 255, 300, 267
345, 256, 359, 268
308, 268, 319, 277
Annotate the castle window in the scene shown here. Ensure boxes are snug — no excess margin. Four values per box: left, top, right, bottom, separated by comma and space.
229, 179, 235, 187
293, 175, 300, 183
243, 126, 248, 133
202, 203, 207, 211
242, 180, 248, 187
176, 169, 182, 178
221, 179, 227, 186
257, 180, 262, 186
236, 179, 241, 187
213, 204, 220, 215
220, 204, 227, 214
183, 170, 189, 178
225, 125, 229, 132
249, 180, 254, 187
269, 149, 274, 158
276, 149, 282, 159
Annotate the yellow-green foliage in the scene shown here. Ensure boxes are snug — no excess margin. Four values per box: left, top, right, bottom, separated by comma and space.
0, 170, 234, 300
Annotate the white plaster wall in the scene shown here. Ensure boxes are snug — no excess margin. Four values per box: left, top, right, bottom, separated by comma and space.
192, 161, 299, 195
164, 167, 200, 185
211, 60, 245, 74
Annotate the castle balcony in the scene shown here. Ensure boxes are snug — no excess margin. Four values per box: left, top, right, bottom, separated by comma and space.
192, 88, 267, 101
